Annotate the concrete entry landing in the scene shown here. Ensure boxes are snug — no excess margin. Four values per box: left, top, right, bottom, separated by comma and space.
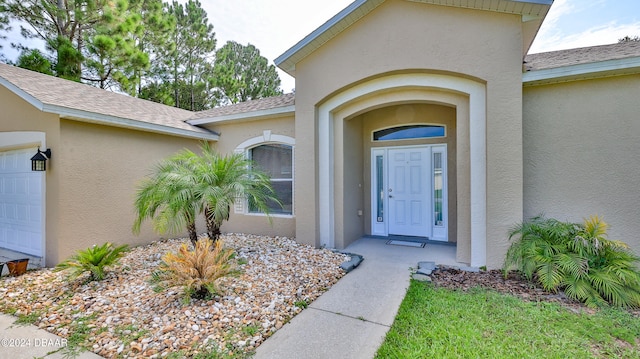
253, 237, 459, 359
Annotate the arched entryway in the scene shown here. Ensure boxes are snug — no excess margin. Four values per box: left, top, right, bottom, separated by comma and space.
316, 72, 487, 267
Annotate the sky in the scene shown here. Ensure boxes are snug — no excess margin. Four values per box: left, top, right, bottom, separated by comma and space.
2, 0, 640, 92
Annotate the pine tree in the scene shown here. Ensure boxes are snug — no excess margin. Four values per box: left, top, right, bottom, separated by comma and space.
213, 41, 282, 105
164, 0, 216, 111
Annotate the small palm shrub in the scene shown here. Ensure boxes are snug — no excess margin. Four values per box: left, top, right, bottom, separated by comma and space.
133, 142, 279, 246
55, 242, 129, 281
150, 238, 239, 303
504, 215, 640, 308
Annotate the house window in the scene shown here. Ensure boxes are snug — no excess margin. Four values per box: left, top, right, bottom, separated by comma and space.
373, 125, 445, 141
249, 144, 293, 215
433, 151, 444, 226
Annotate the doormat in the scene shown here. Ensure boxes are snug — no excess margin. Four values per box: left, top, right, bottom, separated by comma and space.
386, 240, 426, 248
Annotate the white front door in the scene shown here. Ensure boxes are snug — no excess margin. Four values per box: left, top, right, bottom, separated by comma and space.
388, 147, 430, 237
0, 148, 45, 256
371, 145, 447, 241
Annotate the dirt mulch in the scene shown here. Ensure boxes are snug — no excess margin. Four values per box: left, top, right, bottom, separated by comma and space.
430, 267, 640, 316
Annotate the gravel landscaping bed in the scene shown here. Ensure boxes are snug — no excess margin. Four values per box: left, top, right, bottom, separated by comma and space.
0, 234, 348, 358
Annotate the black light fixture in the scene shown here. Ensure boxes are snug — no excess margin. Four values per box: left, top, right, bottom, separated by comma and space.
30, 148, 51, 171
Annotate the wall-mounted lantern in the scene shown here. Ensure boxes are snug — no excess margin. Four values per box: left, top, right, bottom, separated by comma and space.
30, 148, 51, 171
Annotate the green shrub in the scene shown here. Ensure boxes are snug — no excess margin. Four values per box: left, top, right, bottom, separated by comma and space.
55, 242, 129, 281
504, 215, 640, 308
150, 238, 239, 304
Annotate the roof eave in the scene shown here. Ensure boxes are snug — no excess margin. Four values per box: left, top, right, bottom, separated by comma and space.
0, 76, 46, 111
275, 0, 385, 77
45, 104, 220, 141
275, 0, 554, 76
523, 56, 640, 86
0, 76, 218, 141
187, 105, 296, 126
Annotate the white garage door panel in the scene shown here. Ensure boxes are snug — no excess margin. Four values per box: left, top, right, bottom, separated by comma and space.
0, 148, 44, 257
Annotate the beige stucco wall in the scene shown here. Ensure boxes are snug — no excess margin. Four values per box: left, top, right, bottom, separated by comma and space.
523, 75, 640, 253
203, 115, 296, 238
0, 86, 62, 267
54, 120, 204, 265
292, 0, 524, 267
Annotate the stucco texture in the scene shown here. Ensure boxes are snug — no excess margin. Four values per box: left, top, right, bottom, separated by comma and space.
0, 86, 62, 266
204, 116, 296, 238
523, 75, 640, 252
52, 120, 203, 265
292, 0, 525, 267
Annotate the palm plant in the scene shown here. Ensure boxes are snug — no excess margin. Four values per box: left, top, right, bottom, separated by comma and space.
133, 142, 279, 245
150, 238, 239, 303
504, 215, 640, 307
196, 142, 277, 241
55, 242, 129, 281
133, 154, 201, 243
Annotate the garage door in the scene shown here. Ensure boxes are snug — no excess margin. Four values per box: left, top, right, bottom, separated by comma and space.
0, 148, 44, 257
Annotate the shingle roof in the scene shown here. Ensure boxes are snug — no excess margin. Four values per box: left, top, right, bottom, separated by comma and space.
190, 93, 295, 120
0, 63, 217, 139
524, 41, 640, 71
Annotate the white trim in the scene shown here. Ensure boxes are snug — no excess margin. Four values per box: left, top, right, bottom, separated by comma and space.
234, 134, 296, 217
45, 105, 220, 141
523, 57, 640, 85
0, 131, 46, 152
0, 133, 47, 265
318, 73, 486, 266
431, 144, 448, 241
187, 105, 295, 126
275, 0, 384, 76
0, 77, 45, 111
0, 77, 218, 141
234, 134, 296, 154
370, 144, 448, 241
372, 123, 447, 141
275, 0, 551, 76
371, 148, 387, 236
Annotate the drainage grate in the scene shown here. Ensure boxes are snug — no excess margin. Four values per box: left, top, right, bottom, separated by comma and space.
386, 240, 426, 248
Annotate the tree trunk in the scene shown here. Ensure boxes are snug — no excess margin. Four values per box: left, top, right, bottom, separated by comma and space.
204, 206, 220, 242
187, 221, 198, 247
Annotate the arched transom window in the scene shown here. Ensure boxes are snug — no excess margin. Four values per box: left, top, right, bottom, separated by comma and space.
373, 125, 445, 141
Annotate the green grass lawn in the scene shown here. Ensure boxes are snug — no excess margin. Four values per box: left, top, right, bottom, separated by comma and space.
376, 280, 640, 359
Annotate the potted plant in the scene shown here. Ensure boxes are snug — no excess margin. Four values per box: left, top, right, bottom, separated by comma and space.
7, 258, 29, 276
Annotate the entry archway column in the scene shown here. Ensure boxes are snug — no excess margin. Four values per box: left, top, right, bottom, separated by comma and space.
317, 73, 487, 267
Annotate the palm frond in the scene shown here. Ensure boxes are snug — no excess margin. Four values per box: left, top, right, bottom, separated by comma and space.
151, 238, 240, 303
55, 242, 129, 282
504, 215, 640, 308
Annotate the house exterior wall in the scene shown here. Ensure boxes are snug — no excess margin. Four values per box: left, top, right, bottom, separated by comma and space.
204, 115, 296, 238
0, 86, 62, 267
523, 74, 640, 252
292, 0, 524, 267
54, 120, 203, 265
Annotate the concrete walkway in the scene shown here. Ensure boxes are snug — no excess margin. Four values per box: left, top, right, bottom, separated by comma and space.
0, 237, 458, 359
253, 237, 460, 359
0, 313, 102, 359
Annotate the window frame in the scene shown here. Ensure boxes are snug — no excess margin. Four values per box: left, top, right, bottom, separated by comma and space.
372, 124, 447, 142
234, 132, 295, 218
247, 143, 294, 216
